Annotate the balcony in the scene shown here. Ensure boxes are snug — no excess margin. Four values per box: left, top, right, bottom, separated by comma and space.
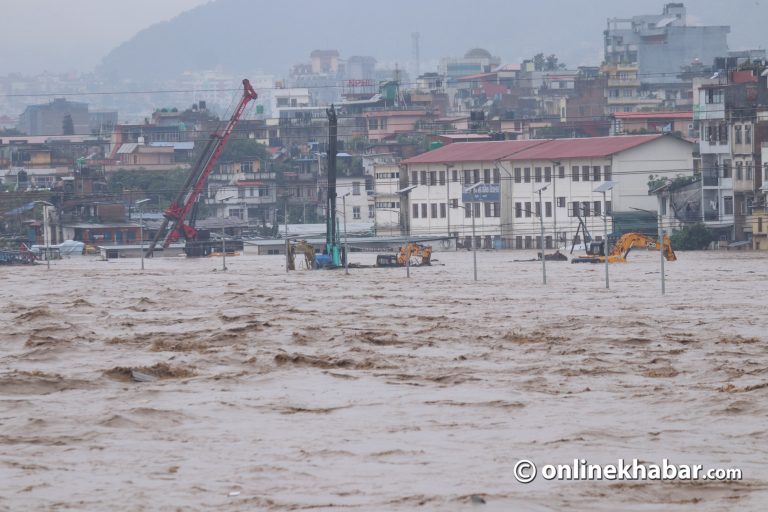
607, 78, 640, 87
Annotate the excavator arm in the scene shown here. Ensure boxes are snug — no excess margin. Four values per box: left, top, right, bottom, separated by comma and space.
606, 233, 677, 263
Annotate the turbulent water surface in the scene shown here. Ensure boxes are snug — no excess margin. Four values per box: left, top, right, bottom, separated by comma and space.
1, 250, 767, 511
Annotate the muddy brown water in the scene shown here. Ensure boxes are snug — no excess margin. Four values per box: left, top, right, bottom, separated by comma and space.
1, 250, 767, 511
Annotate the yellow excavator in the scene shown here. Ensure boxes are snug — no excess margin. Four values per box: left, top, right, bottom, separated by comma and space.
572, 233, 677, 264
376, 243, 432, 267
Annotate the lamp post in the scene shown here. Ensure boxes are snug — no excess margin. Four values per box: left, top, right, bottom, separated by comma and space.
135, 198, 150, 271
445, 164, 454, 241
459, 182, 483, 281
35, 200, 54, 270
657, 197, 666, 296
219, 195, 235, 271
536, 185, 549, 285
494, 160, 514, 249
594, 181, 617, 290
398, 185, 417, 278
341, 192, 350, 275
551, 160, 561, 248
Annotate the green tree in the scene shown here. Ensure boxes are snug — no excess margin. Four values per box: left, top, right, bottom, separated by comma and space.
533, 53, 545, 72
0, 128, 25, 136
107, 168, 190, 205
670, 223, 715, 250
62, 114, 75, 135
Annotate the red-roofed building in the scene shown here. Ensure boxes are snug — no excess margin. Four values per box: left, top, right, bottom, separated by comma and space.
397, 134, 694, 249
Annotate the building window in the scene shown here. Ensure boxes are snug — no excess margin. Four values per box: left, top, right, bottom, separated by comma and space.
582, 201, 591, 217
473, 169, 480, 184
450, 198, 458, 209
493, 168, 500, 184
604, 165, 612, 181
594, 201, 602, 216
557, 197, 565, 208
582, 166, 590, 181
525, 201, 532, 218
534, 167, 542, 182
430, 171, 437, 186
412, 204, 419, 218
421, 203, 428, 218
492, 202, 500, 217
483, 168, 491, 184
431, 203, 438, 218
571, 202, 579, 217
352, 181, 361, 195
524, 168, 531, 183
515, 202, 522, 218
463, 170, 471, 185
368, 205, 374, 218
440, 203, 446, 218
558, 166, 565, 179
606, 201, 612, 215
736, 162, 743, 181
473, 203, 481, 217
353, 206, 361, 219
420, 171, 427, 185
525, 236, 532, 249
745, 125, 752, 144
516, 236, 523, 249
439, 171, 446, 185
722, 161, 731, 178
746, 162, 753, 181
592, 166, 601, 181
572, 166, 579, 181
465, 204, 472, 218
735, 125, 742, 144
411, 171, 418, 185
484, 202, 492, 217
724, 196, 733, 215
514, 168, 522, 183
534, 201, 541, 216
545, 202, 552, 217
544, 167, 551, 182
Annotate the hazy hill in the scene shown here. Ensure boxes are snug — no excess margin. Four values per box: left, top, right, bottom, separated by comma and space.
97, 0, 765, 80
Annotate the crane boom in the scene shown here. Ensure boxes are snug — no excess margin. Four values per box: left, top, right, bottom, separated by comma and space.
145, 79, 257, 256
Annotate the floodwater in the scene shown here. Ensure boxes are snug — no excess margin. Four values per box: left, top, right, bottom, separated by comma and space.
1, 249, 767, 511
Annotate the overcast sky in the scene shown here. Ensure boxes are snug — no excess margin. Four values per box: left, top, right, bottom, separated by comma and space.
1, 0, 766, 75
0, 0, 210, 73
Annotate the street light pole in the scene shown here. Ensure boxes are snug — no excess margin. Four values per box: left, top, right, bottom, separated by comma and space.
658, 197, 666, 295
35, 200, 54, 270
136, 198, 150, 271
551, 160, 560, 248
342, 192, 350, 275
536, 185, 549, 285
595, 181, 617, 290
219, 195, 235, 271
463, 182, 483, 281
398, 185, 417, 278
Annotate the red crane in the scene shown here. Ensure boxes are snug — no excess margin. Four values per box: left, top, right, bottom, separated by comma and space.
145, 79, 257, 256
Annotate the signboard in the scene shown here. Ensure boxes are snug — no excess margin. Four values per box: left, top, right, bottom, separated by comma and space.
462, 183, 500, 202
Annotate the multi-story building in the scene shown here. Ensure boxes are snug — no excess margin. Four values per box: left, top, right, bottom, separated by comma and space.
401, 134, 694, 249
371, 160, 402, 236
208, 159, 277, 225
604, 3, 729, 85
17, 98, 90, 136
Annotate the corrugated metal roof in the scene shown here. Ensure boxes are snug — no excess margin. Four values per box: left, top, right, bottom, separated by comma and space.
401, 135, 681, 165
613, 111, 692, 120
506, 135, 667, 161
149, 141, 195, 150
116, 143, 138, 154
401, 140, 548, 164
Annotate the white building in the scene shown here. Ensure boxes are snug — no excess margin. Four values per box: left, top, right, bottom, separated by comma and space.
372, 161, 402, 236
401, 135, 694, 249
336, 176, 374, 229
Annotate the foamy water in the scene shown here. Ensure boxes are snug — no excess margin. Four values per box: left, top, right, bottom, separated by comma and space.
1, 249, 767, 511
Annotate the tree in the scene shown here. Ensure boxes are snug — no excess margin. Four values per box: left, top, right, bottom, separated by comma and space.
62, 114, 75, 135
533, 53, 545, 72
0, 128, 25, 136
670, 223, 715, 250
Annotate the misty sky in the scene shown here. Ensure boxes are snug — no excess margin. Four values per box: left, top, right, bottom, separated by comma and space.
1, 0, 766, 75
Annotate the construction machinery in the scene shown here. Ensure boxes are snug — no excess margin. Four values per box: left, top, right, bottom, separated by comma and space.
145, 79, 258, 257
376, 243, 432, 267
572, 232, 677, 264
